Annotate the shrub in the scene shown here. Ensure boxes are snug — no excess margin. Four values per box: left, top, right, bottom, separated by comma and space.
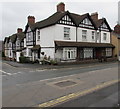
2, 52, 5, 57
50, 60, 58, 65
19, 56, 30, 63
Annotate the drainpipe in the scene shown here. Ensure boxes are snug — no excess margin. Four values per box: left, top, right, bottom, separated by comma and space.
76, 27, 78, 61
76, 27, 77, 42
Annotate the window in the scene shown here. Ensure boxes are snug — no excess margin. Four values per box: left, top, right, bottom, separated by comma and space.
63, 48, 76, 60
106, 48, 112, 57
83, 18, 92, 25
28, 32, 31, 41
103, 33, 107, 40
82, 30, 87, 41
21, 42, 24, 47
97, 32, 100, 42
27, 32, 33, 41
64, 27, 70, 40
17, 40, 20, 46
84, 48, 93, 58
28, 49, 32, 56
92, 31, 95, 40
37, 30, 40, 40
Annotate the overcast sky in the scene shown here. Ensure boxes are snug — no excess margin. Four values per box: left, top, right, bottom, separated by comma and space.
0, 0, 119, 40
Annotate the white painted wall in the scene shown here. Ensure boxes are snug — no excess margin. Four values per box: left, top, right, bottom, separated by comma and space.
36, 29, 40, 45
40, 48, 55, 59
54, 24, 76, 42
54, 48, 63, 60
24, 38, 26, 47
16, 52, 21, 62
35, 23, 111, 60
40, 25, 55, 47
77, 28, 96, 43
101, 31, 110, 43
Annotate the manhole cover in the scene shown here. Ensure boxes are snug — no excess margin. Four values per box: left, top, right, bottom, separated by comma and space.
54, 80, 77, 87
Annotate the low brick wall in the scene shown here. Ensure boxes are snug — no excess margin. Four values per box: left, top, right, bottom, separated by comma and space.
58, 57, 117, 65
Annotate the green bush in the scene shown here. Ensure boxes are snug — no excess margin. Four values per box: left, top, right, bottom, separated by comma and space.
2, 52, 5, 57
19, 56, 30, 63
50, 60, 58, 65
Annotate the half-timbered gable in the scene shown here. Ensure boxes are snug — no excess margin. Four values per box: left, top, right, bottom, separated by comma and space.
57, 14, 76, 26
24, 16, 36, 46
79, 17, 95, 29
99, 22, 111, 32
25, 24, 35, 46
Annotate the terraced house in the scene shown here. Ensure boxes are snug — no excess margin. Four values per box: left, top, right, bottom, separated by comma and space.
4, 2, 114, 62
4, 28, 25, 61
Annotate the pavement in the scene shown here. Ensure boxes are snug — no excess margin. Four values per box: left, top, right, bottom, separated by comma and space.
2, 60, 118, 70
2, 64, 118, 107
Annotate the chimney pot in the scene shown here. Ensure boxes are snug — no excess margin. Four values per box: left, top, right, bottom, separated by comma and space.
114, 24, 120, 34
28, 16, 35, 24
57, 2, 65, 12
17, 28, 22, 33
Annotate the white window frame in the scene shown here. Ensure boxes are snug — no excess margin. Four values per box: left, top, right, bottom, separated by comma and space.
63, 48, 76, 60
103, 33, 107, 41
83, 48, 93, 58
37, 30, 40, 40
106, 48, 112, 57
82, 30, 87, 41
64, 27, 70, 40
92, 31, 95, 40
28, 49, 32, 57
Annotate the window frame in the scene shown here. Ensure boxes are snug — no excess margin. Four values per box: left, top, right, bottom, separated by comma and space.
82, 30, 87, 41
103, 33, 107, 41
37, 30, 40, 40
92, 31, 95, 40
64, 27, 70, 40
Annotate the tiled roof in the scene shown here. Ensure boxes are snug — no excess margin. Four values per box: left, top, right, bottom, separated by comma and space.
31, 45, 41, 50
16, 32, 25, 41
32, 11, 110, 31
10, 32, 25, 43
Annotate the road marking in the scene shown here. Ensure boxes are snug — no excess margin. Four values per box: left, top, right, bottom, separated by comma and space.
0, 70, 22, 76
36, 69, 57, 72
0, 70, 12, 75
38, 79, 119, 107
12, 72, 23, 75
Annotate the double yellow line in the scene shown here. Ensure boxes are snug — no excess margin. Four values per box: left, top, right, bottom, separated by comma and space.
38, 79, 119, 108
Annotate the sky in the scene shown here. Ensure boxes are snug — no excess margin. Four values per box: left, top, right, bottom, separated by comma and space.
0, 0, 119, 40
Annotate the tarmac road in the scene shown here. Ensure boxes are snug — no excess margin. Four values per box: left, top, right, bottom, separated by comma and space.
2, 61, 118, 87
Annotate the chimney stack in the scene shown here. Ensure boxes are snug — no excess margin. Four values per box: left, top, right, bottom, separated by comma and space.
17, 28, 23, 33
28, 16, 35, 24
91, 12, 98, 21
57, 2, 65, 12
114, 24, 120, 34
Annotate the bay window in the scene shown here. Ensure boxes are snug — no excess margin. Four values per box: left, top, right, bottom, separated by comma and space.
63, 48, 76, 60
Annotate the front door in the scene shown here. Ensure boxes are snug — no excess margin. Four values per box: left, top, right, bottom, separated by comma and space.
96, 48, 101, 59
